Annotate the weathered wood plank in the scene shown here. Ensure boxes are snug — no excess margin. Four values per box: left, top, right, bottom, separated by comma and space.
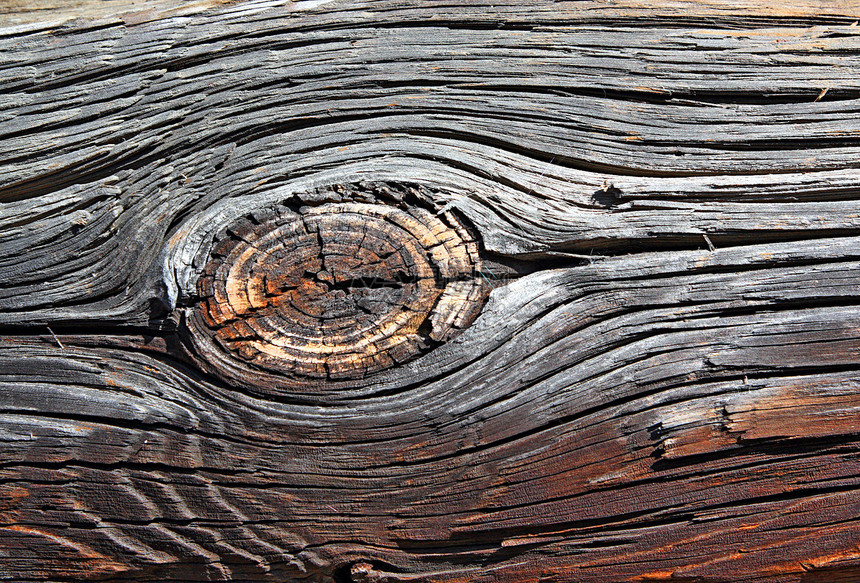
1, 1, 860, 581
0, 1, 235, 28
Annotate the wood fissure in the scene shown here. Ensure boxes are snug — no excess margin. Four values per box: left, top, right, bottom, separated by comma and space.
189, 189, 487, 386
2, 1, 860, 582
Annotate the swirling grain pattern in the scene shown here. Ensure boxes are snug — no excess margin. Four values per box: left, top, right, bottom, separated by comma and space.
1, 1, 860, 582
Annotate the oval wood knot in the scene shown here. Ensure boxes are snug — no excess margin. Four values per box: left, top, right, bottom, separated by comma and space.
191, 201, 487, 380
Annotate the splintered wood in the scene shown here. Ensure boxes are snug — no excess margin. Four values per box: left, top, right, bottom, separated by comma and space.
191, 200, 486, 381
2, 1, 860, 582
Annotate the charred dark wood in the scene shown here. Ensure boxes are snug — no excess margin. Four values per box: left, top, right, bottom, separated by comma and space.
1, 1, 860, 582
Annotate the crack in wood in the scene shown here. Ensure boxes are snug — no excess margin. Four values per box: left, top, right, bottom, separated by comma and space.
188, 186, 489, 383
3, 1, 860, 582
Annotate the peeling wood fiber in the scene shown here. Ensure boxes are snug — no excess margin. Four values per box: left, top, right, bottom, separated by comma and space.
1, 1, 860, 582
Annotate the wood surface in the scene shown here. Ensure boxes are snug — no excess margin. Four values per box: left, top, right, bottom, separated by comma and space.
2, 0, 860, 581
0, 1, 236, 28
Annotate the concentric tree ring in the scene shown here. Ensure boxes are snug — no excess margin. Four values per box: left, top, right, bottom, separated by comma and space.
188, 201, 487, 381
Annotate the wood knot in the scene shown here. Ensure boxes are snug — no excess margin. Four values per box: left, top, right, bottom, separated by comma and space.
189, 200, 487, 381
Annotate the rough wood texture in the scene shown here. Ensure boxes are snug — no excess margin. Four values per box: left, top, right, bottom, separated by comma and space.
2, 1, 860, 581
189, 186, 487, 387
0, 1, 236, 28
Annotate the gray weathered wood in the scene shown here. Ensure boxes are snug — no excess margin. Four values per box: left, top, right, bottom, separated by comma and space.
1, 1, 860, 581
